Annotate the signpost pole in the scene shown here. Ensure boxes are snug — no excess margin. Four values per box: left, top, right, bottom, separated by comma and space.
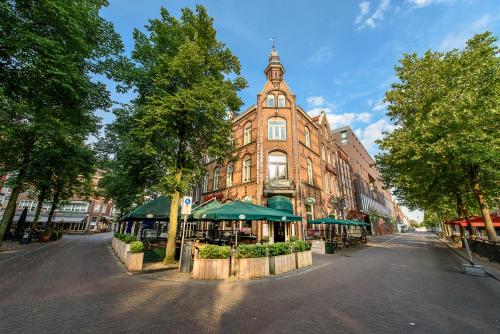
179, 214, 187, 270
178, 196, 192, 271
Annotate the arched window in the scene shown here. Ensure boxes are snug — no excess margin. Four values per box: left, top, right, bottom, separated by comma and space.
268, 151, 287, 180
202, 175, 208, 193
324, 174, 329, 194
331, 175, 336, 194
267, 94, 275, 107
307, 159, 313, 184
321, 145, 325, 160
226, 163, 233, 187
278, 94, 286, 107
268, 117, 286, 140
213, 167, 220, 190
243, 122, 252, 145
304, 127, 311, 147
242, 156, 251, 182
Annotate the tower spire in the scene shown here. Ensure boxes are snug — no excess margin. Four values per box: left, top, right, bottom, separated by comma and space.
265, 37, 285, 82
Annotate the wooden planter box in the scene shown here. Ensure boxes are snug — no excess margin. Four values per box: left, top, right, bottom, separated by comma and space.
236, 257, 269, 279
125, 252, 144, 271
193, 258, 230, 280
295, 250, 312, 269
269, 253, 296, 275
112, 238, 130, 263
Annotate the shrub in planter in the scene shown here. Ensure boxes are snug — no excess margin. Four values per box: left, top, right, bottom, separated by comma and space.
292, 240, 311, 252
114, 232, 123, 240
123, 234, 137, 244
130, 241, 144, 253
267, 242, 292, 257
197, 244, 231, 259
236, 244, 267, 258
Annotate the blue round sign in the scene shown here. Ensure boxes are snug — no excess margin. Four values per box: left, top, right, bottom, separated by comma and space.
184, 198, 191, 205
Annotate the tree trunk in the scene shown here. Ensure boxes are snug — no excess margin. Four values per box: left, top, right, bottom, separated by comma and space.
469, 165, 497, 241
31, 186, 48, 230
164, 169, 183, 264
47, 189, 60, 229
0, 165, 29, 246
457, 193, 474, 237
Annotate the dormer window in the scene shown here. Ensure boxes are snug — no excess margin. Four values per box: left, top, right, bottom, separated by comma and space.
278, 95, 286, 107
267, 94, 275, 107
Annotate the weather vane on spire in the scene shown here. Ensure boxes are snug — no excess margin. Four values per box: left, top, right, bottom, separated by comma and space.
270, 37, 276, 50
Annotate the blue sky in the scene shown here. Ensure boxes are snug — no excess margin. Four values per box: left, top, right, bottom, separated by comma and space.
99, 0, 500, 221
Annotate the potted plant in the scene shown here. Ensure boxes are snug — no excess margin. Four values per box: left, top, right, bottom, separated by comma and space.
235, 244, 269, 279
268, 242, 295, 275
125, 241, 144, 271
293, 240, 312, 268
39, 229, 51, 242
193, 244, 231, 280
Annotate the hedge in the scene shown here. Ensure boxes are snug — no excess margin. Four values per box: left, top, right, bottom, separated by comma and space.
236, 244, 268, 258
197, 244, 231, 259
130, 241, 144, 253
292, 240, 311, 252
267, 242, 292, 256
114, 232, 137, 244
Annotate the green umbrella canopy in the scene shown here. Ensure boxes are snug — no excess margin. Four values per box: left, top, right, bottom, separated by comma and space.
195, 200, 302, 222
126, 196, 172, 220
189, 199, 223, 220
349, 220, 370, 226
308, 217, 357, 225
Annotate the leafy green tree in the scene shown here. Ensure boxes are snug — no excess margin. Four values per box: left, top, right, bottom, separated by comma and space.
117, 6, 246, 262
0, 0, 123, 244
377, 32, 499, 241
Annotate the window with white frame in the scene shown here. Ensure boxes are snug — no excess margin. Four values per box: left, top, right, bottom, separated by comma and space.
307, 159, 313, 184
324, 174, 329, 194
268, 117, 286, 140
278, 94, 286, 107
93, 203, 101, 212
267, 94, 275, 107
243, 157, 251, 182
202, 175, 208, 193
304, 127, 311, 147
268, 151, 287, 180
321, 145, 325, 160
226, 163, 233, 187
341, 130, 348, 144
243, 122, 252, 145
213, 167, 220, 190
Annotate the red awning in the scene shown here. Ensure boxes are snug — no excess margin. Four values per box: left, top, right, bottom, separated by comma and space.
445, 215, 500, 227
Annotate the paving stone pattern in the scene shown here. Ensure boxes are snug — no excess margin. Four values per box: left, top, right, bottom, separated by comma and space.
0, 233, 498, 333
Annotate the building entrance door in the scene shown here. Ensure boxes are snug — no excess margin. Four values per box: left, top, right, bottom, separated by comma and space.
273, 222, 285, 242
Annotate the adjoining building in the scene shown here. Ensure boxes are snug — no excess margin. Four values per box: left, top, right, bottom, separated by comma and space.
332, 126, 401, 235
194, 46, 356, 242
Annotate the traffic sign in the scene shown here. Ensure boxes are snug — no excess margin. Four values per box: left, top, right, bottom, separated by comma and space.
181, 196, 193, 215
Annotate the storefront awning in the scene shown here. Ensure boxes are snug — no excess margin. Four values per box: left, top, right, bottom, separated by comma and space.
308, 217, 357, 225
125, 196, 172, 221
445, 215, 500, 227
193, 200, 302, 222
190, 198, 223, 220
267, 195, 293, 214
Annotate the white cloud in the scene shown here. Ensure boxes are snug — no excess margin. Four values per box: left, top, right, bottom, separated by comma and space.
355, 1, 371, 24
307, 46, 333, 64
356, 0, 391, 29
402, 206, 424, 223
408, 0, 456, 8
355, 118, 395, 153
440, 15, 494, 51
306, 96, 326, 107
372, 99, 388, 112
325, 112, 372, 128
356, 112, 372, 123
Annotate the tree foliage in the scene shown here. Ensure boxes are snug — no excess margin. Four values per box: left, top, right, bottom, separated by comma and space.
376, 32, 500, 241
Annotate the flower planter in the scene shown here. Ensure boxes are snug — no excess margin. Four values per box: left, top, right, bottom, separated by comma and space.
112, 238, 130, 263
193, 258, 230, 280
269, 253, 296, 275
40, 233, 51, 242
236, 257, 269, 279
125, 252, 144, 271
295, 250, 312, 269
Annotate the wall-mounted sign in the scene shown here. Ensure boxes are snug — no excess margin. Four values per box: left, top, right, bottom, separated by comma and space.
305, 197, 316, 205
181, 196, 192, 215
242, 196, 253, 203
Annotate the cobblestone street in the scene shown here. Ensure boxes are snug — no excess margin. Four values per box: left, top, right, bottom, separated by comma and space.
1, 233, 498, 334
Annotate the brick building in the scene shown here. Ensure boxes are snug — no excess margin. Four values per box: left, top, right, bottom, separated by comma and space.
195, 47, 356, 242
332, 126, 402, 235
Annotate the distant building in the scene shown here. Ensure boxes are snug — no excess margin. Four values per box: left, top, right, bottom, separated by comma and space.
332, 126, 402, 235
